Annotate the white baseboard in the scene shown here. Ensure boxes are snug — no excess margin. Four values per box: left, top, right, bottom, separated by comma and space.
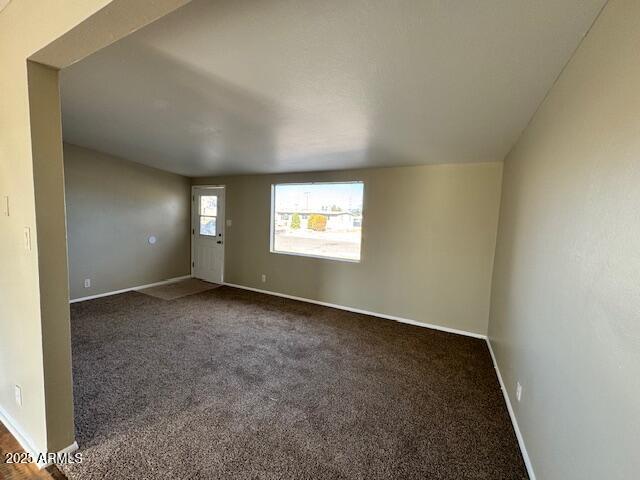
486, 338, 536, 480
37, 440, 79, 469
222, 282, 487, 340
69, 275, 192, 303
0, 403, 77, 469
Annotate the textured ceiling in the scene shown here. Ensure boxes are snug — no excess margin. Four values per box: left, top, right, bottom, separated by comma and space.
61, 0, 606, 177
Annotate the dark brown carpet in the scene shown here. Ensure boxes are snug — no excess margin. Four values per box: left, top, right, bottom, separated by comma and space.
60, 286, 527, 479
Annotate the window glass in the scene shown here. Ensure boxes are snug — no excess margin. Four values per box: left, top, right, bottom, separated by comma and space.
271, 182, 364, 261
200, 216, 216, 236
200, 196, 217, 216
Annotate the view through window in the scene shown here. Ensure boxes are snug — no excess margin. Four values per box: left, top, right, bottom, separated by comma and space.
271, 182, 364, 261
199, 195, 217, 236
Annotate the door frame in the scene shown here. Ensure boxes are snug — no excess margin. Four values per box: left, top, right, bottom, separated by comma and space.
191, 185, 226, 283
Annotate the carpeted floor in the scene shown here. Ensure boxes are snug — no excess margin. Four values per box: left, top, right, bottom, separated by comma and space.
60, 286, 528, 479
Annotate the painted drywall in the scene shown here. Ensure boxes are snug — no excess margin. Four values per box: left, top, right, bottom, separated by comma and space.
0, 0, 189, 456
488, 0, 640, 478
64, 144, 191, 300
194, 162, 503, 335
28, 62, 76, 453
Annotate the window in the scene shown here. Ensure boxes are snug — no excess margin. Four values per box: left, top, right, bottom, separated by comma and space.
199, 195, 217, 236
271, 182, 364, 261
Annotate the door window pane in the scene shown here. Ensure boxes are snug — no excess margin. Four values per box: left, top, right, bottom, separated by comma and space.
200, 216, 216, 236
200, 196, 217, 216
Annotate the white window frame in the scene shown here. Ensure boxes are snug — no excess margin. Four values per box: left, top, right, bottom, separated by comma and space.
269, 181, 365, 263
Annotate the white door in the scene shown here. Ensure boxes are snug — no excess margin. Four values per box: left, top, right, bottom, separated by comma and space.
192, 186, 225, 284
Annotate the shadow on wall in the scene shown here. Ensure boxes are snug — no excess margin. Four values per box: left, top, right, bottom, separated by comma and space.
487, 158, 528, 344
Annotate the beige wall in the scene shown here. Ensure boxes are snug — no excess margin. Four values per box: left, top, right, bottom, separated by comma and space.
488, 0, 640, 478
0, 0, 111, 456
64, 144, 191, 300
0, 0, 189, 456
28, 61, 76, 452
4, 1, 636, 475
195, 162, 503, 335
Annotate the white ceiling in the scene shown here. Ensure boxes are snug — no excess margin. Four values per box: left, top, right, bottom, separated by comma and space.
61, 0, 606, 177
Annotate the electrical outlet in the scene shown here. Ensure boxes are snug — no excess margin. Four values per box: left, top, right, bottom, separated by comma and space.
14, 385, 22, 407
84, 278, 91, 288
261, 274, 267, 283
516, 381, 523, 402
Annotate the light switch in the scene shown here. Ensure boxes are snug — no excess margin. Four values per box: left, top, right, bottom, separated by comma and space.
14, 385, 22, 407
24, 227, 31, 251
3, 196, 8, 216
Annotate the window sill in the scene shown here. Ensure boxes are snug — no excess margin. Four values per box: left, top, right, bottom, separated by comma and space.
270, 249, 361, 263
